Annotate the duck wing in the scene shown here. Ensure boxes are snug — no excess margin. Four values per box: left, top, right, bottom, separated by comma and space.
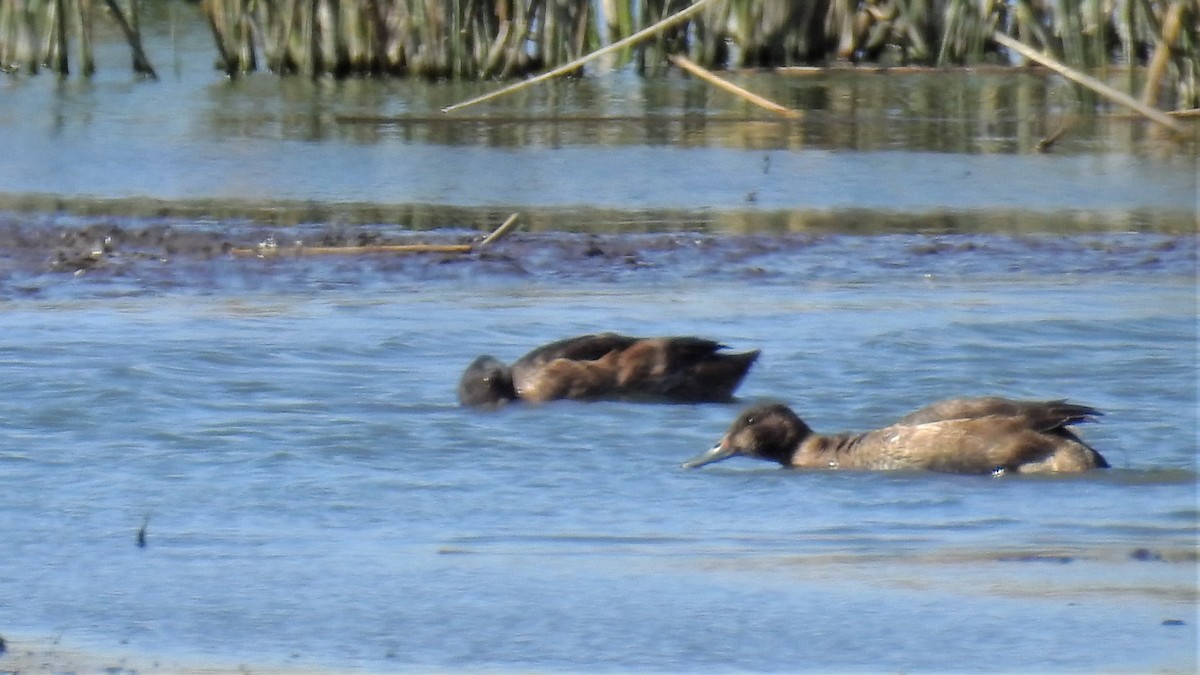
660, 336, 728, 362
895, 397, 1101, 428
617, 337, 758, 402
513, 333, 639, 369
659, 344, 759, 402
1012, 400, 1102, 431
507, 334, 758, 403
850, 416, 1105, 474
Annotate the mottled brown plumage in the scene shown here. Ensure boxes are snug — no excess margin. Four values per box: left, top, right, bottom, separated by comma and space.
683, 397, 1108, 474
893, 396, 1100, 428
457, 333, 759, 407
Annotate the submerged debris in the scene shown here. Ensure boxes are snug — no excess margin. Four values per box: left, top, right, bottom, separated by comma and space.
43, 224, 234, 274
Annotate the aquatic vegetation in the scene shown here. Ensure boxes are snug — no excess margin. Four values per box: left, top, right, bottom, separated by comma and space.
204, 0, 1195, 108
201, 0, 598, 77
0, 1, 1195, 109
0, 0, 156, 76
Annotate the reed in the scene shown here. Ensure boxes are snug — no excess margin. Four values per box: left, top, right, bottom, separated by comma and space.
75, 0, 94, 75
0, 0, 154, 76
198, 0, 600, 78
0, 2, 1182, 76
0, 1, 1195, 109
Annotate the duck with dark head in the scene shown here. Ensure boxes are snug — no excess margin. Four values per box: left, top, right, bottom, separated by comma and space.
457, 333, 760, 407
683, 397, 1108, 475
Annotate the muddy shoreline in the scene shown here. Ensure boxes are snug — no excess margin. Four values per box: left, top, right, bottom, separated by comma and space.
0, 214, 1193, 302
2, 211, 1190, 271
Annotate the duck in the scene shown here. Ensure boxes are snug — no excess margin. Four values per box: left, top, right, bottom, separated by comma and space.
682, 397, 1108, 474
457, 333, 760, 407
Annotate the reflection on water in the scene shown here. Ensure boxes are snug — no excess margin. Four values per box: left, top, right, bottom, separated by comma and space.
321, 71, 1183, 155
0, 8, 1194, 232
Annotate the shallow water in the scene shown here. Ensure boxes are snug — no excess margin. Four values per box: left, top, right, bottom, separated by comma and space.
1, 7, 1198, 673
0, 6, 1195, 232
0, 233, 1196, 672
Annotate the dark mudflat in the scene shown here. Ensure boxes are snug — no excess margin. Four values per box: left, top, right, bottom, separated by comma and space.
0, 216, 1192, 300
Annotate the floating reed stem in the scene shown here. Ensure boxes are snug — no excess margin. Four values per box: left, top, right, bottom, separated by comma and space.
442, 0, 722, 113
477, 213, 521, 249
229, 213, 521, 258
1036, 115, 1077, 153
992, 32, 1183, 134
238, 242, 476, 256
667, 54, 801, 118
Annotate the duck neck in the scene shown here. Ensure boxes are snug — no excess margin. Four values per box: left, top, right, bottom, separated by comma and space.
793, 432, 864, 469
494, 367, 518, 401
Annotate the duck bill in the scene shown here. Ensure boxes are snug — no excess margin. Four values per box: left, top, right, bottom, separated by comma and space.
681, 440, 737, 469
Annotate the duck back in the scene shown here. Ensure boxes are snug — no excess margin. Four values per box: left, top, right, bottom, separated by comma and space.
895, 397, 1101, 427
805, 416, 1108, 474
489, 333, 759, 404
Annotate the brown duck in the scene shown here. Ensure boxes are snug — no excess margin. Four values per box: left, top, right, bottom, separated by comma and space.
683, 397, 1109, 474
457, 333, 759, 407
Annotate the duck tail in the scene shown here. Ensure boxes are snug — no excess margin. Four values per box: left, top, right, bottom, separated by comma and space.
1041, 400, 1103, 427
663, 348, 760, 402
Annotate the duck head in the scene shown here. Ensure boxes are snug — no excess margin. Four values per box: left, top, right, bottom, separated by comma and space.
457, 356, 518, 407
683, 403, 811, 468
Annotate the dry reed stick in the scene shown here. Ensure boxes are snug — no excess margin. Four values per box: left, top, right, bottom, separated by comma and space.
441, 0, 723, 113
1140, 0, 1185, 108
992, 32, 1182, 133
667, 54, 801, 118
1036, 115, 1076, 153
229, 213, 520, 257
241, 243, 476, 256
477, 212, 520, 249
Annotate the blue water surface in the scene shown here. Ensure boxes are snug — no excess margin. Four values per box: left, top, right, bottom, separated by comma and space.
0, 240, 1195, 672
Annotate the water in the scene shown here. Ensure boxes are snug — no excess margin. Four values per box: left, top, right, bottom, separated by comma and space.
0, 239, 1196, 672
0, 7, 1194, 231
0, 8, 1198, 674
